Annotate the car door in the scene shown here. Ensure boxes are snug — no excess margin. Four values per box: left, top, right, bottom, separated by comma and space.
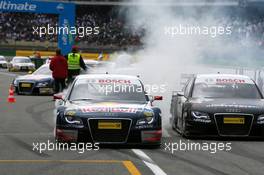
177, 78, 193, 130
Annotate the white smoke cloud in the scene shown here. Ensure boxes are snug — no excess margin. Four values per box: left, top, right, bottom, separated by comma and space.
94, 1, 262, 127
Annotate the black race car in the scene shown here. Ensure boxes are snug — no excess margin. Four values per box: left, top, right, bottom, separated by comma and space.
54, 74, 163, 145
13, 64, 54, 95
170, 74, 264, 138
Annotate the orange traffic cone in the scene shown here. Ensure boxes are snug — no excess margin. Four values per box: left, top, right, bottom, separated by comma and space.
7, 85, 16, 103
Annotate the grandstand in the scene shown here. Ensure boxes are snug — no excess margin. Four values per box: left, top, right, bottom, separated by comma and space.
40, 0, 242, 6
0, 0, 264, 55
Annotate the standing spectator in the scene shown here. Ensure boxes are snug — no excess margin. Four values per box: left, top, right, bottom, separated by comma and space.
33, 51, 41, 59
65, 46, 86, 84
49, 48, 68, 93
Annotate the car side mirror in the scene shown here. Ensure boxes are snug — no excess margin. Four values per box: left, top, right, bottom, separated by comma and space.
177, 92, 184, 97
154, 96, 163, 101
53, 93, 63, 100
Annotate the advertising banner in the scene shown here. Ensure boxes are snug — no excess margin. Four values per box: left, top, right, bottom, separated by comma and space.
0, 0, 76, 54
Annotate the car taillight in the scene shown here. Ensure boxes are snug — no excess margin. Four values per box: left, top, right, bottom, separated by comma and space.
141, 130, 162, 142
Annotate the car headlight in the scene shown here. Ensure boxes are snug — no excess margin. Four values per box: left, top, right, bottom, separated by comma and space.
191, 111, 210, 119
136, 116, 154, 125
37, 82, 49, 87
13, 79, 18, 86
191, 111, 211, 123
257, 114, 264, 124
64, 115, 83, 125
136, 109, 155, 125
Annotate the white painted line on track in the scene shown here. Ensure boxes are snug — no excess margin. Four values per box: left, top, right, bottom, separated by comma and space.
132, 149, 167, 175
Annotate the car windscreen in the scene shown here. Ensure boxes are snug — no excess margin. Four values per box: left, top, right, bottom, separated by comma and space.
192, 78, 262, 99
33, 66, 52, 75
69, 78, 147, 102
13, 58, 31, 63
0, 57, 5, 61
86, 63, 98, 69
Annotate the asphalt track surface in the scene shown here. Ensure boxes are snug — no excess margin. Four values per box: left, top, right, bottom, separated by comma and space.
0, 69, 264, 175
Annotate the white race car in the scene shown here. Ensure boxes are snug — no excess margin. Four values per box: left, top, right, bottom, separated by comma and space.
0, 56, 7, 68
8, 56, 35, 72
83, 59, 114, 73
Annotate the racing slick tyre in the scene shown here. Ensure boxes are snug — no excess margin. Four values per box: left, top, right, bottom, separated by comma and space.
181, 117, 192, 139
171, 115, 178, 131
147, 144, 161, 149
54, 127, 65, 143
14, 87, 20, 95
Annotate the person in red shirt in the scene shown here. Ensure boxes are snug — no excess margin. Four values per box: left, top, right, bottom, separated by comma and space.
49, 48, 68, 93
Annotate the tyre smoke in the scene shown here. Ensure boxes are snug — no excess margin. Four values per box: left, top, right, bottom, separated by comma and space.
95, 1, 262, 127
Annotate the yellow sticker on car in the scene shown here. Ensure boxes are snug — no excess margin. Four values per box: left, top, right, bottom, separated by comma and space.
98, 122, 122, 129
21, 83, 31, 88
223, 117, 245, 124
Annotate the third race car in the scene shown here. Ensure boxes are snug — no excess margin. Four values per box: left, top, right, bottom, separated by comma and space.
13, 64, 54, 95
170, 74, 264, 138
